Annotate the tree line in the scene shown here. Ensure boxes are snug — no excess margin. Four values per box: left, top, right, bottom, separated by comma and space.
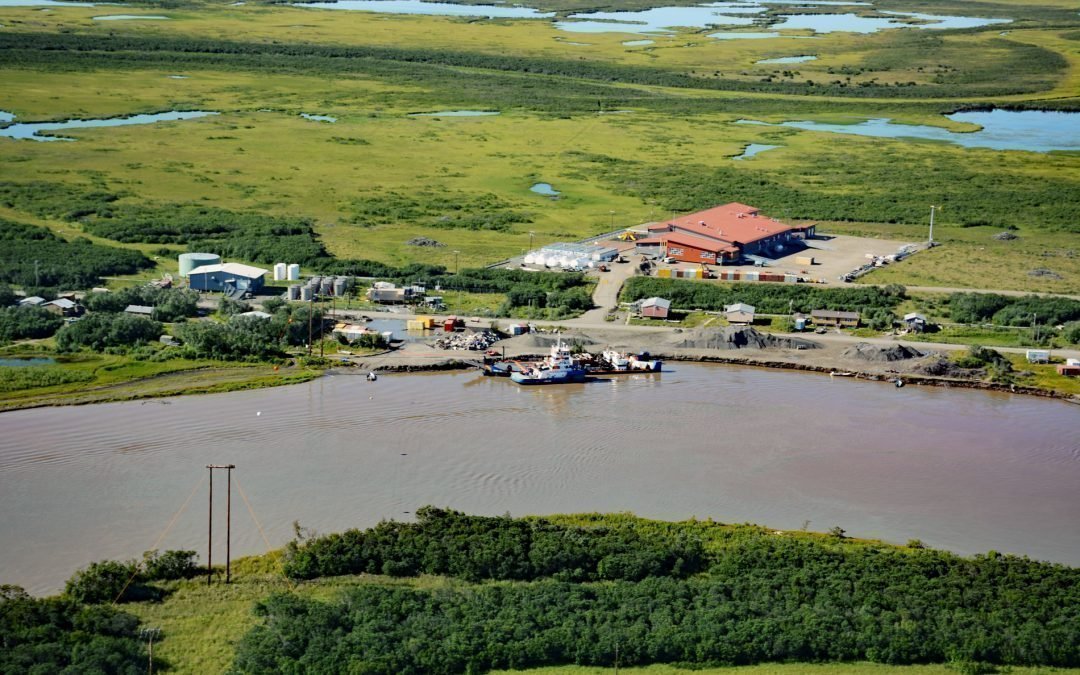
283, 506, 705, 582
947, 292, 1080, 327
0, 217, 153, 290
236, 510, 1079, 673
622, 277, 907, 314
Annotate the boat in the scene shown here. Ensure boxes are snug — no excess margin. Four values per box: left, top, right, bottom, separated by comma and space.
597, 349, 662, 373
510, 341, 586, 385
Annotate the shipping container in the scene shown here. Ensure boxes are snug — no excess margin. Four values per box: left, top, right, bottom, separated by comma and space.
658, 268, 671, 278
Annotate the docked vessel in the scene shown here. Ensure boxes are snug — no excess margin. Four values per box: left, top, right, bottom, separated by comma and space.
509, 341, 586, 385
598, 349, 662, 373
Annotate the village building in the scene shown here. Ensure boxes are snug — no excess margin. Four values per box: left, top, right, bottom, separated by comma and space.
724, 303, 756, 325
811, 309, 860, 327
640, 297, 671, 319
186, 262, 268, 295
638, 202, 814, 264
903, 312, 928, 332
18, 296, 45, 308
43, 298, 80, 317
124, 304, 154, 317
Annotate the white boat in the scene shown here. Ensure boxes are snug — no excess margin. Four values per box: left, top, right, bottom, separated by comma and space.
510, 341, 586, 385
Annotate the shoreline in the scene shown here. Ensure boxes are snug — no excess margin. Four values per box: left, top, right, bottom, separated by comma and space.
3, 333, 1077, 413
359, 350, 1075, 401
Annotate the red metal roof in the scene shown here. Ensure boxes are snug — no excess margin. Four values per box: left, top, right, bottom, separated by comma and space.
662, 232, 740, 253
666, 203, 793, 246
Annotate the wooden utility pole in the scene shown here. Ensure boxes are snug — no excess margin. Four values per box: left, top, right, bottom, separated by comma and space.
206, 464, 236, 584
307, 293, 314, 356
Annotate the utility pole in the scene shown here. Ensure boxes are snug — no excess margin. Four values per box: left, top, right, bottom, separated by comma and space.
307, 293, 314, 356
454, 250, 460, 275
1032, 312, 1038, 345
140, 627, 161, 675
928, 205, 936, 245
206, 464, 236, 585
34, 259, 40, 287
529, 231, 534, 251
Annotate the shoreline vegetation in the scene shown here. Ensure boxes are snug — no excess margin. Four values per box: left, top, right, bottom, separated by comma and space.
7, 509, 1076, 674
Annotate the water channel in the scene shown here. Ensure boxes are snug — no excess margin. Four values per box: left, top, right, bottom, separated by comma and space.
736, 110, 1080, 153
0, 110, 219, 141
1, 363, 1077, 595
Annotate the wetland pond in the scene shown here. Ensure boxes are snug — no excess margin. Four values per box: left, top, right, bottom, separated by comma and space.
300, 112, 337, 123
732, 143, 779, 159
757, 55, 817, 64
530, 182, 561, 196
408, 110, 500, 117
1, 363, 1078, 594
737, 110, 1080, 153
0, 110, 219, 141
281, 0, 1010, 37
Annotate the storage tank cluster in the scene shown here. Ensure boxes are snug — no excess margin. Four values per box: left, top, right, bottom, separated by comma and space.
273, 263, 303, 282
178, 252, 221, 276
293, 275, 354, 301
522, 243, 618, 270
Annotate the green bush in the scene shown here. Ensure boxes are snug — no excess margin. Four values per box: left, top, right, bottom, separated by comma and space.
0, 306, 64, 342
55, 312, 162, 353
283, 506, 704, 583
0, 217, 153, 289
0, 588, 148, 673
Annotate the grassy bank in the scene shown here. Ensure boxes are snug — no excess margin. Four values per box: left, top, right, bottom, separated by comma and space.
0, 352, 321, 411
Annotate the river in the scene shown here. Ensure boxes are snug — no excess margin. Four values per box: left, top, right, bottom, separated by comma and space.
1, 363, 1077, 594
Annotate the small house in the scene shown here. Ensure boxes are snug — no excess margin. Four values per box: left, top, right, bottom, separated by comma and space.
1026, 350, 1050, 364
18, 296, 45, 308
124, 304, 154, 317
640, 297, 671, 319
903, 312, 928, 332
811, 309, 860, 328
724, 302, 756, 325
1057, 364, 1080, 377
44, 298, 79, 317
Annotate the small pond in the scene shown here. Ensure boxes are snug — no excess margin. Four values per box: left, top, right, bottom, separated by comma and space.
709, 31, 781, 39
0, 358, 56, 367
622, 39, 655, 46
300, 113, 337, 123
166, 75, 190, 80
771, 11, 1008, 34
757, 55, 817, 64
0, 110, 219, 142
732, 143, 779, 159
735, 110, 1080, 153
407, 110, 500, 117
556, 5, 756, 34
291, 0, 554, 18
530, 182, 561, 196
92, 14, 169, 20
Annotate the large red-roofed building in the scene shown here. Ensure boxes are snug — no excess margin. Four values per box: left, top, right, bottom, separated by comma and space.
640, 203, 813, 264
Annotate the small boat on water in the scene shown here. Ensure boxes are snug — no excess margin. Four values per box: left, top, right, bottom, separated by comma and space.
598, 349, 662, 373
510, 341, 586, 385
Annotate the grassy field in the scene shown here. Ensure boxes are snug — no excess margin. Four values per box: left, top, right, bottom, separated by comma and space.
0, 0, 1077, 293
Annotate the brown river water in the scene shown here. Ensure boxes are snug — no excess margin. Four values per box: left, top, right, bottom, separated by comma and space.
1, 363, 1078, 594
